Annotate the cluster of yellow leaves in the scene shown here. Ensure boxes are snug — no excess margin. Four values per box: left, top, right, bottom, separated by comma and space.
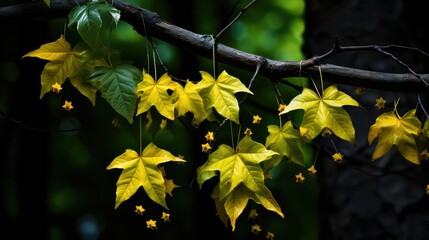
197, 136, 284, 230
135, 70, 253, 126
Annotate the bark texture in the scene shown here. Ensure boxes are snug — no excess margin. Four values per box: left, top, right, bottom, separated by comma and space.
303, 1, 429, 239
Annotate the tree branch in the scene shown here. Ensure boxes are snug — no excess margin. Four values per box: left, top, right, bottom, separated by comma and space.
1, 0, 428, 92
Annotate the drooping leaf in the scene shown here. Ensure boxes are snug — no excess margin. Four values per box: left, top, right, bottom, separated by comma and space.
265, 120, 305, 169
196, 70, 253, 124
197, 136, 278, 201
135, 72, 179, 120
22, 35, 100, 103
106, 143, 186, 209
68, 0, 121, 49
280, 84, 360, 145
172, 80, 207, 125
211, 182, 284, 231
87, 63, 141, 124
368, 109, 421, 164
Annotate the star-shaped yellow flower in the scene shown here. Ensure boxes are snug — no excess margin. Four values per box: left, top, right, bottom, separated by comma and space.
252, 115, 262, 124
426, 184, 429, 195
205, 131, 214, 141
375, 97, 386, 110
62, 100, 73, 111
135, 205, 145, 215
248, 209, 258, 219
321, 127, 332, 137
354, 87, 366, 96
420, 149, 429, 161
52, 82, 62, 93
278, 104, 287, 112
250, 224, 261, 234
112, 116, 121, 128
201, 143, 211, 153
307, 165, 317, 175
164, 178, 180, 197
332, 152, 344, 162
295, 172, 305, 183
146, 219, 157, 230
161, 212, 170, 222
244, 128, 253, 136
266, 231, 275, 240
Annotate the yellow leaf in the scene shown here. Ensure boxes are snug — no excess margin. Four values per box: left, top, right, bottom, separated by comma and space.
196, 70, 253, 124
136, 71, 179, 120
265, 121, 305, 169
172, 80, 207, 124
368, 109, 421, 164
197, 136, 278, 200
106, 143, 186, 209
280, 85, 360, 145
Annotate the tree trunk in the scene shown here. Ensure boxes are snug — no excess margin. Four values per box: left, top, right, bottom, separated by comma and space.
303, 1, 429, 239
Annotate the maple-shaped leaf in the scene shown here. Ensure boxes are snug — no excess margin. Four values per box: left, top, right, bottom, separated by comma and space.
280, 84, 360, 145
172, 80, 207, 125
368, 109, 421, 164
196, 70, 253, 124
136, 71, 179, 120
23, 35, 95, 100
265, 121, 305, 170
197, 136, 278, 201
68, 0, 121, 49
87, 63, 141, 124
211, 183, 284, 231
106, 143, 186, 209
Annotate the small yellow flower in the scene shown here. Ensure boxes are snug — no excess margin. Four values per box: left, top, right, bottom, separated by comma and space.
332, 152, 344, 162
307, 165, 317, 175
201, 143, 211, 153
112, 116, 121, 127
375, 97, 386, 110
426, 184, 429, 195
278, 104, 287, 112
244, 128, 253, 136
266, 231, 275, 240
321, 128, 332, 137
135, 205, 145, 215
205, 131, 214, 141
159, 119, 167, 129
161, 212, 170, 222
420, 149, 429, 161
354, 87, 366, 96
248, 209, 258, 219
252, 115, 262, 124
250, 224, 261, 234
295, 172, 305, 183
62, 100, 73, 111
52, 82, 62, 93
146, 219, 157, 229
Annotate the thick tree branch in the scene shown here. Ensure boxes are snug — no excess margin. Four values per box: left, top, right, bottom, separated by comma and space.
1, 0, 428, 92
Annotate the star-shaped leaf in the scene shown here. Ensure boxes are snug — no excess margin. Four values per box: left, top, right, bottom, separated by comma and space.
172, 80, 207, 124
106, 143, 186, 209
265, 120, 305, 169
136, 72, 179, 120
197, 136, 278, 201
196, 70, 253, 124
280, 84, 360, 145
211, 183, 284, 231
23, 35, 92, 99
368, 109, 421, 164
87, 63, 141, 124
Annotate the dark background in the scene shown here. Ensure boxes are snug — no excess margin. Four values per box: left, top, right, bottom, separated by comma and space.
1, 0, 428, 239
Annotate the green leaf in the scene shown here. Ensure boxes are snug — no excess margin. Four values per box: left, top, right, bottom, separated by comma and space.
68, 0, 121, 49
43, 0, 50, 7
87, 63, 141, 124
